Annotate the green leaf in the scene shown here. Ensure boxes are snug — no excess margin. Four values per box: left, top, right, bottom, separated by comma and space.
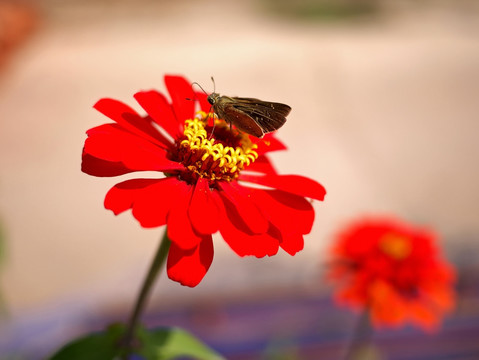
48, 323, 127, 360
48, 324, 225, 360
138, 327, 225, 360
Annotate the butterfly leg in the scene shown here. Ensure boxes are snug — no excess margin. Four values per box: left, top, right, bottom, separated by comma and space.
208, 112, 217, 140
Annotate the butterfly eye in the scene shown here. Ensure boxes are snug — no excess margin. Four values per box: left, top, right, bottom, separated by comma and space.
207, 94, 216, 105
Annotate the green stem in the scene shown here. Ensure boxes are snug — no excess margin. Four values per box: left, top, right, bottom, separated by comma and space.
122, 229, 171, 357
343, 307, 372, 360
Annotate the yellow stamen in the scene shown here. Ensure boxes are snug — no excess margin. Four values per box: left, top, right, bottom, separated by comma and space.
379, 233, 412, 260
177, 111, 258, 182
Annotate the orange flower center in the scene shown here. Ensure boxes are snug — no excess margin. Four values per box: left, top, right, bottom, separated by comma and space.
379, 233, 412, 260
175, 111, 258, 183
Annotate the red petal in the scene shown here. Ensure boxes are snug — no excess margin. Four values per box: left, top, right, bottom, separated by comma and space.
104, 177, 178, 228
165, 75, 195, 123
134, 90, 181, 139
84, 124, 183, 172
252, 133, 287, 155
188, 178, 219, 235
219, 181, 269, 234
239, 174, 326, 201
93, 98, 171, 148
167, 235, 214, 287
248, 188, 313, 255
81, 153, 134, 177
250, 189, 315, 236
130, 177, 180, 228
244, 155, 278, 175
212, 191, 279, 257
280, 233, 304, 256
167, 181, 203, 250
105, 178, 163, 215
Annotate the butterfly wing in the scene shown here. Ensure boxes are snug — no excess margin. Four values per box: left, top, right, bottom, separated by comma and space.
222, 103, 265, 138
231, 97, 291, 134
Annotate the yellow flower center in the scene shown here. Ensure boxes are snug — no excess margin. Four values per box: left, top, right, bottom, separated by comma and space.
379, 233, 412, 260
176, 111, 258, 183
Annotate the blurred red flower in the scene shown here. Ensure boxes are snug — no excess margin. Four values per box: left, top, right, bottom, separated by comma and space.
328, 217, 456, 330
82, 75, 326, 287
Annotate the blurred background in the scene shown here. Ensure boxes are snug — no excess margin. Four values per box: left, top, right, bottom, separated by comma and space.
1, 0, 479, 358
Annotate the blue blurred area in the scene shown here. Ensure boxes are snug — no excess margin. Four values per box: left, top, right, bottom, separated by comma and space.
2, 265, 479, 360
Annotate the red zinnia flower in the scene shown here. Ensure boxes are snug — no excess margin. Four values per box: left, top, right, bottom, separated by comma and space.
82, 75, 326, 287
327, 217, 455, 330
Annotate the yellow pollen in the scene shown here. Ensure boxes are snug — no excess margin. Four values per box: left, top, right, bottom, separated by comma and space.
379, 233, 412, 260
178, 111, 258, 182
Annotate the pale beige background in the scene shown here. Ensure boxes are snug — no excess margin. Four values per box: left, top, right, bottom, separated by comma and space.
1, 0, 478, 316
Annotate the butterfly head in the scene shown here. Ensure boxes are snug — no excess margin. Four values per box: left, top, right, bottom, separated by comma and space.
207, 93, 220, 106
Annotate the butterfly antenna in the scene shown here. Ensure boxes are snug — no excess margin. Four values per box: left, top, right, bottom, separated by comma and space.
210, 76, 216, 93
203, 77, 217, 140
191, 82, 209, 96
